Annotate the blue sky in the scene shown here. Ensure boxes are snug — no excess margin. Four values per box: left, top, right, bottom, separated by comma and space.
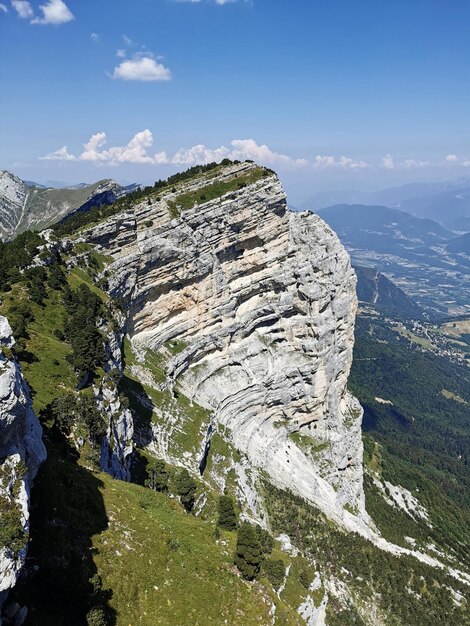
1, 0, 470, 203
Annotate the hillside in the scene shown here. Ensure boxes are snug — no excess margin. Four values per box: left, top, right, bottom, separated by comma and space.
446, 232, 470, 254
0, 171, 138, 242
354, 265, 423, 319
0, 162, 469, 626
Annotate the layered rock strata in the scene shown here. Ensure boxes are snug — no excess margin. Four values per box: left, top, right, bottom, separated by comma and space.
0, 317, 46, 615
79, 162, 367, 526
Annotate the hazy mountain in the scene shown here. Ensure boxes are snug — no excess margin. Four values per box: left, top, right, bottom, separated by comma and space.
446, 232, 470, 254
318, 204, 469, 316
318, 204, 453, 250
304, 178, 470, 231
399, 188, 470, 231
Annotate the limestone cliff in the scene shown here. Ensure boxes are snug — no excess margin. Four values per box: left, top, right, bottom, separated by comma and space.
0, 317, 46, 615
78, 162, 367, 528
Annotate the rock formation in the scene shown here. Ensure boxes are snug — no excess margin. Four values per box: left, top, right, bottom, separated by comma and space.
0, 170, 138, 242
78, 162, 367, 527
0, 317, 46, 615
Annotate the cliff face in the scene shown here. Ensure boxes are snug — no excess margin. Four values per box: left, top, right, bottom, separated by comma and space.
79, 162, 366, 525
0, 317, 46, 613
0, 170, 137, 242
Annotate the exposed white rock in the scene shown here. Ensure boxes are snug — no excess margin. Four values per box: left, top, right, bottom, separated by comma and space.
297, 594, 327, 626
372, 475, 429, 522
0, 172, 28, 242
96, 322, 134, 481
80, 163, 366, 524
0, 316, 46, 613
374, 397, 393, 405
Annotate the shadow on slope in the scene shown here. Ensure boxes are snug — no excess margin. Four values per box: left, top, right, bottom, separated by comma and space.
11, 427, 116, 626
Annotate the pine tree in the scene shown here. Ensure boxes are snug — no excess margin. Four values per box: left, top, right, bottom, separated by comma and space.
234, 522, 263, 580
175, 469, 196, 512
217, 495, 237, 530
146, 460, 169, 492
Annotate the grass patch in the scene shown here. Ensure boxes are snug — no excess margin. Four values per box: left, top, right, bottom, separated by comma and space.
0, 286, 76, 412
171, 167, 268, 212
288, 431, 330, 457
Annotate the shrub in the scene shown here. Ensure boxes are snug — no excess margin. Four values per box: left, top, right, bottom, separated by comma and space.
263, 558, 285, 590
175, 469, 196, 512
86, 606, 107, 626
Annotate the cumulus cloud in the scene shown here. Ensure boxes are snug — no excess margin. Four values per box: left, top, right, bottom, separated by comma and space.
90, 32, 100, 42
40, 146, 76, 161
40, 131, 308, 169
313, 155, 369, 170
446, 154, 458, 163
79, 130, 158, 164
31, 0, 74, 24
111, 55, 172, 82
11, 0, 33, 18
382, 154, 395, 170
463, 160, 470, 168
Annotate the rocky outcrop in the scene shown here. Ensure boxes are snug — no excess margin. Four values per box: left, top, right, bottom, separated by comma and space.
79, 162, 367, 527
0, 173, 28, 243
0, 170, 139, 242
96, 322, 134, 481
0, 317, 46, 615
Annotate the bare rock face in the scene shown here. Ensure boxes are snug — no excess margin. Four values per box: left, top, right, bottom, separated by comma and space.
80, 162, 366, 525
97, 322, 134, 481
0, 317, 46, 614
0, 172, 28, 242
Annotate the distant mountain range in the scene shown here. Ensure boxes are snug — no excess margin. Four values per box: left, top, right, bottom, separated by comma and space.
304, 177, 470, 232
319, 204, 470, 316
0, 171, 139, 241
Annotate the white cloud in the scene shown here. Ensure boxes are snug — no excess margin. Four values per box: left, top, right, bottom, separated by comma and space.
111, 55, 172, 82
0, 4, 8, 13
463, 160, 470, 168
446, 154, 458, 163
313, 155, 369, 170
90, 32, 100, 42
116, 49, 126, 58
31, 0, 74, 24
11, 0, 33, 18
79, 130, 158, 164
230, 139, 308, 168
40, 146, 76, 161
171, 144, 230, 165
40, 131, 307, 169
382, 154, 432, 170
402, 158, 430, 169
122, 34, 133, 46
382, 154, 395, 170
